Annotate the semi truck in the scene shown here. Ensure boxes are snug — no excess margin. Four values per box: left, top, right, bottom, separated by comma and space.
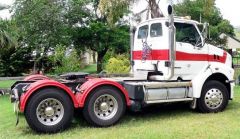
10, 5, 234, 133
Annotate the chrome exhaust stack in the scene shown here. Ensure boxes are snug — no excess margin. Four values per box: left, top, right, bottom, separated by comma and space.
165, 5, 176, 80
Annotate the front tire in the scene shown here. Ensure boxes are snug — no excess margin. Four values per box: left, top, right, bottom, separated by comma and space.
197, 80, 229, 113
25, 88, 74, 133
83, 86, 126, 126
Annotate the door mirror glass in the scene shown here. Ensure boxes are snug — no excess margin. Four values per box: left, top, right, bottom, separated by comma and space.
195, 37, 203, 48
201, 22, 209, 46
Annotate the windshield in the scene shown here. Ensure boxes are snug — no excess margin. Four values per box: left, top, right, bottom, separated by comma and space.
174, 22, 201, 46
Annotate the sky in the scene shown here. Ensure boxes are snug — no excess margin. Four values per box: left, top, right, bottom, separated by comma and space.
0, 0, 239, 27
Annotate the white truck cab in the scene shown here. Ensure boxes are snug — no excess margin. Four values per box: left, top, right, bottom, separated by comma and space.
133, 17, 233, 81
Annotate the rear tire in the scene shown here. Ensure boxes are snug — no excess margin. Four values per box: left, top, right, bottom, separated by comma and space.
25, 88, 74, 133
197, 80, 229, 113
83, 86, 126, 126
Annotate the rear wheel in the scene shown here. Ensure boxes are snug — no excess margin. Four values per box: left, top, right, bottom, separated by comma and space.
197, 80, 229, 113
83, 86, 126, 126
25, 88, 74, 133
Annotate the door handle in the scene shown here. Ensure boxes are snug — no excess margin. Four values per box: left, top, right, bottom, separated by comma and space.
174, 67, 182, 69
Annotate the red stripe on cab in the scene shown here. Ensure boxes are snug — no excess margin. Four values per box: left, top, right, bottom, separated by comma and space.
132, 50, 227, 63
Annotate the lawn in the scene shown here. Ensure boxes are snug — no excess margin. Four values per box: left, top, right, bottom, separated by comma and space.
80, 64, 97, 74
0, 86, 240, 139
235, 29, 240, 40
0, 80, 16, 89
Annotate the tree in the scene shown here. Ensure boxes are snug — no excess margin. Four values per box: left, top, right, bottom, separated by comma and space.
13, 0, 71, 72
69, 0, 130, 72
98, 0, 129, 25
72, 22, 129, 72
98, 0, 165, 24
12, 0, 130, 73
148, 0, 164, 18
0, 19, 32, 76
174, 0, 234, 46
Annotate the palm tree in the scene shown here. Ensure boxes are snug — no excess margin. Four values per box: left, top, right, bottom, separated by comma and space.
0, 30, 16, 48
0, 4, 16, 49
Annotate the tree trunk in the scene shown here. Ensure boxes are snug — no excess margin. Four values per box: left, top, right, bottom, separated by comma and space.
33, 60, 37, 74
149, 0, 164, 18
93, 51, 96, 64
97, 49, 107, 73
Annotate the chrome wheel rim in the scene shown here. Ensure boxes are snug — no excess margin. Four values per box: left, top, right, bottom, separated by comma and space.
204, 88, 223, 109
36, 98, 64, 126
94, 94, 118, 120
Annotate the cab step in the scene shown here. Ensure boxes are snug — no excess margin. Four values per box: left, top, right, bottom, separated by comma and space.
145, 98, 193, 104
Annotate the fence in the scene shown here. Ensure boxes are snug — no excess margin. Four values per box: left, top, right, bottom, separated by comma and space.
233, 56, 240, 84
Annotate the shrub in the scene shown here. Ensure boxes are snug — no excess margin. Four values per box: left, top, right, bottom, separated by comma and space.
49, 45, 81, 75
105, 54, 130, 74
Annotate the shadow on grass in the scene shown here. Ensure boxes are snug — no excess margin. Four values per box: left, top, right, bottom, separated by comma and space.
71, 102, 196, 129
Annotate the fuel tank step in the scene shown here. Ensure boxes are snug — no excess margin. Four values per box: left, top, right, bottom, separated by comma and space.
143, 81, 192, 89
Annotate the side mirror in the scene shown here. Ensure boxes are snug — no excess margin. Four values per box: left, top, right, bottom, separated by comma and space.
202, 22, 208, 43
202, 22, 208, 39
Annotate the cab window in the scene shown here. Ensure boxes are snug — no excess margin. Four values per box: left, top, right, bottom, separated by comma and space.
175, 23, 201, 46
138, 25, 148, 39
150, 23, 162, 37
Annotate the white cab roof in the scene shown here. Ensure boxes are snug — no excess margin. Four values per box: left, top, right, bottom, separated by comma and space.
138, 17, 200, 26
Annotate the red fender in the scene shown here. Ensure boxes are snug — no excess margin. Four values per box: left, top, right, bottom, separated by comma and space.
24, 74, 50, 81
76, 78, 131, 107
19, 80, 78, 112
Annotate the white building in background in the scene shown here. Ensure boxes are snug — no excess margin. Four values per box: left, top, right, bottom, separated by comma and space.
82, 50, 97, 65
220, 33, 240, 50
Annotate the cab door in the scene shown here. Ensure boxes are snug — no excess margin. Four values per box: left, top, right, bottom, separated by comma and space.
133, 20, 169, 79
133, 22, 151, 78
174, 22, 209, 80
147, 20, 170, 77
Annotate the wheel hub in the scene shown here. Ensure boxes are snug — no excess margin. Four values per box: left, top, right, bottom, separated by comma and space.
36, 98, 64, 126
100, 102, 109, 111
205, 88, 223, 109
45, 107, 54, 117
94, 94, 118, 120
210, 95, 219, 103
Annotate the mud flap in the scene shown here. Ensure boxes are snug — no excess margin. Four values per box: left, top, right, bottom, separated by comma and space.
13, 101, 19, 126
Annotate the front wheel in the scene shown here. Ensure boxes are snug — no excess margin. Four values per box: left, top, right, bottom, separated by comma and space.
25, 88, 74, 133
197, 80, 229, 113
83, 86, 126, 126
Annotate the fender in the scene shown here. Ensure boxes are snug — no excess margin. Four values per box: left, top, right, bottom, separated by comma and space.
24, 74, 50, 81
19, 80, 78, 112
192, 62, 234, 98
76, 78, 131, 107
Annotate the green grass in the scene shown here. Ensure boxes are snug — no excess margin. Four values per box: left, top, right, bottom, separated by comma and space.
80, 64, 97, 74
0, 80, 16, 88
235, 29, 240, 40
0, 87, 240, 139
233, 57, 240, 65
